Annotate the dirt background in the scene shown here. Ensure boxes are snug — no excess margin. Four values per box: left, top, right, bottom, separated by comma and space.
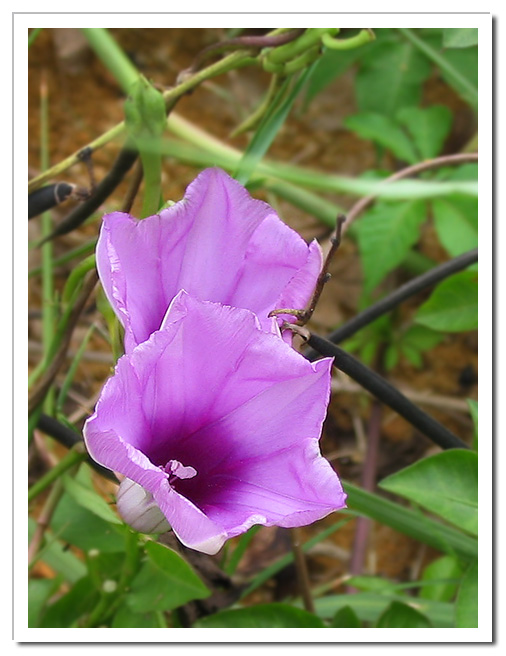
28, 28, 478, 602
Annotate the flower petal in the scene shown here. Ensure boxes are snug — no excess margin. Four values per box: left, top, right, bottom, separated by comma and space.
96, 168, 321, 351
84, 293, 345, 553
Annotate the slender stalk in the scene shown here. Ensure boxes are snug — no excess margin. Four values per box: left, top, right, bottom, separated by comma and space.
39, 73, 54, 413
290, 528, 315, 613
346, 402, 382, 593
81, 28, 140, 94
28, 476, 66, 564
398, 28, 478, 111
342, 152, 479, 233
28, 444, 87, 503
28, 270, 98, 411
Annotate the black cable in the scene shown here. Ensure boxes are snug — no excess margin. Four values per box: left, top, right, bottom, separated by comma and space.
37, 414, 119, 483
307, 333, 469, 451
28, 182, 74, 219
304, 248, 478, 361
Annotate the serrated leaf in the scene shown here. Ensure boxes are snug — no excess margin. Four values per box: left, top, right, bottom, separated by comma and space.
62, 473, 121, 525
356, 35, 432, 114
195, 603, 326, 628
420, 555, 463, 602
415, 271, 478, 332
376, 600, 433, 627
396, 105, 453, 160
456, 560, 478, 627
345, 112, 418, 164
442, 29, 479, 49
379, 449, 478, 536
357, 200, 427, 293
127, 542, 210, 613
432, 197, 478, 258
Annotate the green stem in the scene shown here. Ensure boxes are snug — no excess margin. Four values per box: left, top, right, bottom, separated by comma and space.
322, 28, 375, 50
81, 28, 140, 94
265, 28, 338, 65
27, 31, 271, 195
62, 253, 96, 303
139, 150, 163, 217
28, 444, 87, 503
29, 238, 97, 279
40, 76, 55, 414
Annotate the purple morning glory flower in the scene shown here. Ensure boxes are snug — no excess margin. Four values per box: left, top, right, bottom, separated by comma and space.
96, 167, 322, 352
84, 292, 346, 554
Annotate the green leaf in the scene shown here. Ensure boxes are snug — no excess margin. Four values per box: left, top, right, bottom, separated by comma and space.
468, 399, 478, 450
330, 605, 362, 628
398, 325, 444, 368
442, 29, 479, 49
127, 542, 210, 613
379, 449, 478, 536
29, 578, 61, 627
396, 105, 453, 160
355, 33, 432, 115
111, 602, 161, 628
51, 492, 126, 552
344, 112, 418, 164
456, 560, 478, 627
62, 473, 121, 525
39, 576, 99, 628
397, 29, 477, 112
420, 555, 463, 602
384, 344, 399, 370
402, 324, 444, 350
195, 603, 326, 628
346, 575, 401, 594
28, 518, 87, 583
344, 480, 477, 562
415, 271, 478, 332
312, 592, 454, 627
376, 601, 433, 627
357, 200, 427, 293
432, 197, 477, 258
234, 64, 317, 185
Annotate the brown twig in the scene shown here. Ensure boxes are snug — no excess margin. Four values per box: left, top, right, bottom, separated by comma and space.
346, 401, 382, 593
290, 527, 315, 613
269, 214, 346, 326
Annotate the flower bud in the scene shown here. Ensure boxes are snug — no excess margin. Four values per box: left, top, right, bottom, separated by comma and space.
116, 478, 170, 534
